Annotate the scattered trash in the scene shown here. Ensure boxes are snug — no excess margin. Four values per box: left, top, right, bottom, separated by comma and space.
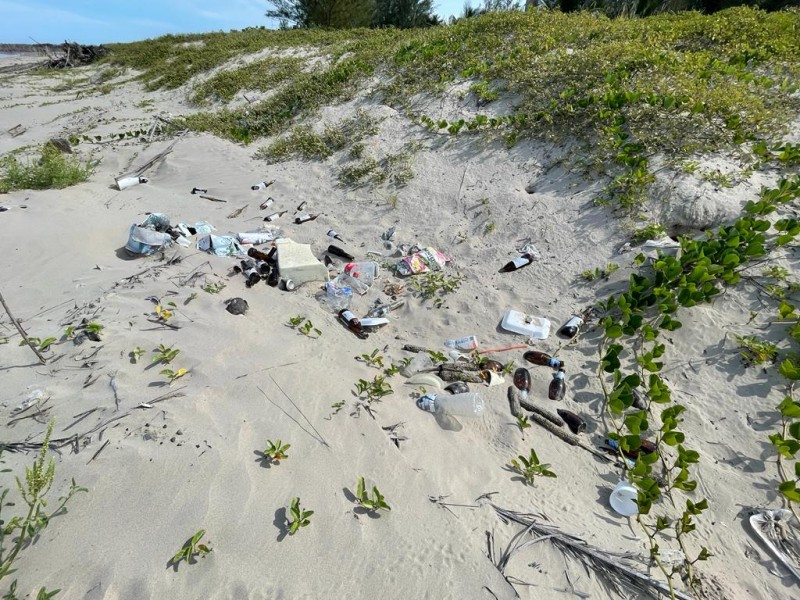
499, 251, 537, 273
338, 309, 368, 339
276, 238, 328, 284
324, 281, 353, 311
512, 368, 531, 399
343, 262, 379, 286
641, 237, 681, 262
264, 210, 287, 222
281, 279, 296, 292
618, 242, 632, 254
191, 187, 207, 195
557, 409, 586, 434
609, 480, 639, 517
259, 197, 275, 210
500, 309, 550, 339
558, 314, 584, 339
360, 317, 389, 331
294, 213, 318, 224
396, 247, 450, 276
417, 392, 485, 418
197, 234, 243, 257
367, 299, 404, 318
749, 509, 800, 584
327, 245, 354, 261
125, 213, 173, 256
7, 124, 25, 138
225, 297, 249, 315
604, 437, 656, 460
236, 229, 281, 245
406, 373, 444, 388
251, 180, 275, 191
401, 352, 434, 377
444, 335, 479, 352
523, 350, 562, 369
381, 226, 395, 241
444, 381, 469, 394
13, 389, 46, 414
548, 368, 566, 400
297, 201, 307, 211
327, 229, 344, 242
115, 175, 148, 190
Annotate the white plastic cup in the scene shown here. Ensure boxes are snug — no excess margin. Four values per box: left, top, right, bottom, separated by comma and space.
609, 480, 639, 517
115, 175, 148, 190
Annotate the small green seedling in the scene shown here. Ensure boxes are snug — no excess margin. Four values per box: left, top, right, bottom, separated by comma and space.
287, 315, 321, 338
202, 282, 226, 294
355, 476, 391, 512
85, 322, 104, 336
510, 449, 557, 487
63, 325, 75, 339
263, 439, 290, 463
411, 272, 464, 308
160, 367, 188, 384
154, 304, 173, 321
356, 349, 384, 369
130, 346, 145, 363
582, 263, 619, 281
354, 375, 393, 404
171, 529, 212, 566
20, 336, 57, 351
153, 343, 180, 364
516, 415, 531, 437
185, 292, 199, 304
384, 362, 401, 376
287, 497, 313, 535
330, 400, 346, 415
735, 335, 778, 367
426, 350, 449, 365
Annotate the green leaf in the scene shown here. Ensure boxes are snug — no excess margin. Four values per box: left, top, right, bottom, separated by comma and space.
662, 431, 685, 446
606, 325, 623, 339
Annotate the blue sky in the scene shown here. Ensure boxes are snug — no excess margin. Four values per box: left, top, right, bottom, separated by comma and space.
0, 0, 472, 45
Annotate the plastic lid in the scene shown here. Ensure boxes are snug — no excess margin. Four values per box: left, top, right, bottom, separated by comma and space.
609, 481, 639, 517
416, 394, 436, 413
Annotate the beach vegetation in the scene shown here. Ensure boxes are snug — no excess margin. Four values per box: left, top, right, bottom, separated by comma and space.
515, 415, 531, 437
581, 263, 620, 281
202, 282, 226, 294
354, 476, 391, 512
263, 439, 291, 463
152, 344, 180, 364
287, 497, 313, 535
129, 346, 145, 363
287, 316, 322, 338
160, 367, 188, 384
356, 348, 384, 369
735, 335, 778, 366
631, 223, 667, 244
0, 143, 93, 193
410, 272, 464, 308
170, 529, 212, 566
510, 448, 557, 486
0, 421, 87, 588
17, 336, 57, 352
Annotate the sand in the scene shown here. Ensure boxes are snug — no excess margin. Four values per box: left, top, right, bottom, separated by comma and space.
1, 52, 798, 600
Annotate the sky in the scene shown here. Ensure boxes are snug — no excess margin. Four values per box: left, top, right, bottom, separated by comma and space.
0, 0, 472, 45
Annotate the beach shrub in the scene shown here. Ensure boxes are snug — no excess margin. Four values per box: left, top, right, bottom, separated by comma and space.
0, 144, 93, 193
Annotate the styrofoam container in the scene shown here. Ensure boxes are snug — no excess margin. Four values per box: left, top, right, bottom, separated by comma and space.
276, 238, 329, 285
500, 309, 550, 339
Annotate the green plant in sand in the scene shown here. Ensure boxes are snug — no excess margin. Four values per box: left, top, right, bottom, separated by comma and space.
0, 143, 93, 193
354, 476, 391, 513
170, 529, 212, 566
287, 497, 313, 535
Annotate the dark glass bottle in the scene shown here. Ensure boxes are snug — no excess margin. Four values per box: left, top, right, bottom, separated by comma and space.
556, 409, 586, 434
498, 253, 535, 273
294, 213, 318, 224
559, 315, 584, 339
327, 229, 344, 242
248, 247, 272, 262
548, 368, 566, 401
513, 368, 531, 399
523, 350, 563, 369
264, 210, 287, 222
338, 309, 368, 339
631, 388, 647, 410
327, 245, 354, 260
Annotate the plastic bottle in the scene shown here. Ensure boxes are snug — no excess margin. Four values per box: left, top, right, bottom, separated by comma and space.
251, 180, 275, 191
416, 392, 485, 418
513, 368, 531, 399
548, 368, 566, 401
559, 315, 584, 339
443, 335, 479, 352
343, 262, 379, 285
327, 229, 344, 242
367, 299, 405, 318
325, 281, 352, 311
264, 210, 287, 222
338, 309, 368, 339
498, 253, 536, 273
294, 213, 318, 224
523, 350, 563, 369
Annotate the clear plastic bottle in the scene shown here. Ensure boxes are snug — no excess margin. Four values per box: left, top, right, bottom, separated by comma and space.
417, 392, 485, 417
343, 262, 379, 286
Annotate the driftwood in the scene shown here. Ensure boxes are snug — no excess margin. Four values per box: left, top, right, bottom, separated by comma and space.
509, 387, 565, 427
438, 369, 483, 383
491, 504, 695, 600
48, 42, 109, 68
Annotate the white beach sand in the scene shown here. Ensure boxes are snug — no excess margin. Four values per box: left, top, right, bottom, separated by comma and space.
1, 52, 798, 600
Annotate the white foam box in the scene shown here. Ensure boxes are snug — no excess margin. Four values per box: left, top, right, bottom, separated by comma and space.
275, 238, 329, 285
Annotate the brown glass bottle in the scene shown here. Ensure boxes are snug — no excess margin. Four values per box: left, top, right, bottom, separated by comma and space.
248, 247, 272, 262
513, 368, 531, 399
264, 210, 287, 222
498, 253, 535, 273
548, 368, 566, 401
294, 213, 318, 224
556, 409, 586, 434
327, 245, 354, 261
338, 309, 368, 339
523, 350, 563, 369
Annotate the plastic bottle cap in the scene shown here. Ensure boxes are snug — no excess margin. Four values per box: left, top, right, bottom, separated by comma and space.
416, 394, 436, 413
610, 480, 639, 516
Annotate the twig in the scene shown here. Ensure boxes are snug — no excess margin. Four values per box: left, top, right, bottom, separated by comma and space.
109, 372, 120, 411
86, 440, 109, 464
268, 374, 329, 447
199, 195, 227, 203
227, 205, 247, 219
0, 288, 46, 364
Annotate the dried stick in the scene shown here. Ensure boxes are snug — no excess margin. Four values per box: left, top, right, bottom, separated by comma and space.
0, 289, 46, 364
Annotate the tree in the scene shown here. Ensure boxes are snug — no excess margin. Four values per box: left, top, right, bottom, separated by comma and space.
266, 0, 375, 28
373, 0, 436, 28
